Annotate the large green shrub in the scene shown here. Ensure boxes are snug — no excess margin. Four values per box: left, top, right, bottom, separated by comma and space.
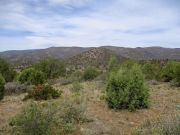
18, 68, 45, 85
25, 84, 61, 100
83, 67, 99, 81
106, 65, 149, 111
0, 74, 5, 100
35, 59, 66, 79
0, 58, 16, 82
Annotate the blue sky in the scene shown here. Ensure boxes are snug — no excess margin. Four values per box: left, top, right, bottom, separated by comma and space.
0, 0, 180, 51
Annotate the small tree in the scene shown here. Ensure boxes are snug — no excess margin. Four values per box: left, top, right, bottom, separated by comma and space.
35, 59, 66, 79
0, 74, 5, 100
106, 64, 149, 111
18, 68, 45, 85
83, 67, 99, 81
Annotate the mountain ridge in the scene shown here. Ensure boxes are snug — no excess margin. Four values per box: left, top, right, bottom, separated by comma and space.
0, 46, 180, 67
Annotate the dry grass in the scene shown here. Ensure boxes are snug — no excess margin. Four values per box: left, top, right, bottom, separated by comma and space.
0, 81, 179, 135
0, 94, 26, 134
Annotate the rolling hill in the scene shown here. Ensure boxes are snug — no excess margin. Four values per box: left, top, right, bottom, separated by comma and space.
67, 48, 126, 68
0, 46, 180, 68
103, 46, 180, 60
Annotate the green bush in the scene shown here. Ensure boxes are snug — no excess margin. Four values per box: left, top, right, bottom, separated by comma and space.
121, 60, 138, 69
173, 63, 180, 87
0, 58, 16, 82
25, 84, 60, 100
18, 68, 45, 85
11, 98, 86, 135
161, 61, 180, 86
141, 61, 162, 80
11, 102, 54, 135
0, 74, 5, 100
107, 56, 119, 74
35, 59, 66, 79
161, 61, 176, 82
83, 67, 99, 81
106, 65, 149, 111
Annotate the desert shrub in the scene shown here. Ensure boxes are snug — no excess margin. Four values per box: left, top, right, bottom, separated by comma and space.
121, 59, 138, 69
4, 82, 32, 95
107, 56, 119, 74
0, 58, 16, 82
71, 81, 83, 93
25, 84, 61, 100
161, 61, 176, 82
0, 74, 5, 100
59, 97, 86, 126
83, 67, 99, 81
11, 97, 86, 135
106, 64, 149, 111
35, 59, 66, 79
141, 61, 162, 80
60, 70, 83, 85
134, 113, 180, 135
173, 63, 180, 87
18, 68, 45, 85
11, 102, 59, 135
161, 61, 180, 86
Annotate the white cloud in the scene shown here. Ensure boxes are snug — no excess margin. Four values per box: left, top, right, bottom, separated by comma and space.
0, 0, 180, 51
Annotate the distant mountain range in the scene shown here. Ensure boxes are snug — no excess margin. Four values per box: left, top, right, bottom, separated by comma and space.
0, 46, 180, 67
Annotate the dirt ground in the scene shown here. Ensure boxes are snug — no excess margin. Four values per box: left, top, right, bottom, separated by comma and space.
0, 81, 180, 135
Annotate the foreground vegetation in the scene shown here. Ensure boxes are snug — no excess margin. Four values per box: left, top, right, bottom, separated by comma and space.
0, 57, 179, 135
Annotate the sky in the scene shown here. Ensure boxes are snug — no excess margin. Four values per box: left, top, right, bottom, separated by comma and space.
0, 0, 180, 51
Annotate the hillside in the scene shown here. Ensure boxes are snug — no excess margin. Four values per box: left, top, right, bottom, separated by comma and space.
0, 46, 180, 68
0, 47, 90, 67
103, 46, 180, 60
67, 48, 125, 68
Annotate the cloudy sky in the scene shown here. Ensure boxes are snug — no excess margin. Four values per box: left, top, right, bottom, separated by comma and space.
0, 0, 180, 51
